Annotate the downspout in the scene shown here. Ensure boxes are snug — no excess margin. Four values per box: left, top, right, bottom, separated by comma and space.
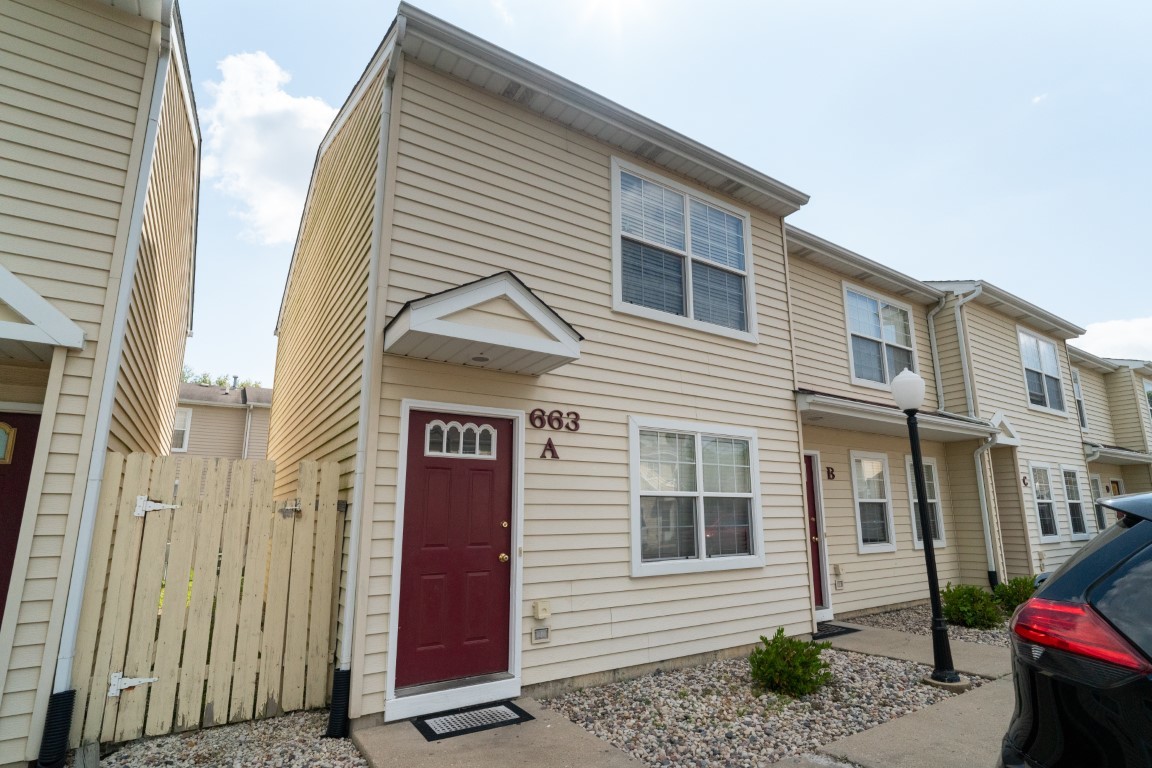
38, 18, 172, 768
953, 286, 984, 418
327, 32, 401, 739
973, 437, 999, 588
241, 388, 253, 460
1084, 444, 1101, 465
926, 296, 948, 410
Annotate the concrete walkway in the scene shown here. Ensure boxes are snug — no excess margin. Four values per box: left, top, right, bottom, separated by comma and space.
353, 624, 1014, 768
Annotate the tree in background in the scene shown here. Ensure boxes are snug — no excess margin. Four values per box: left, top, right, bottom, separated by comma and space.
180, 364, 263, 388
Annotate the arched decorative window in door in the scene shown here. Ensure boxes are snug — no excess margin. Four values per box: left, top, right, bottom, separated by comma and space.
425, 420, 496, 459
0, 422, 15, 464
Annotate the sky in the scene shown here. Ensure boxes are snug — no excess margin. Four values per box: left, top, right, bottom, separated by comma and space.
179, 0, 1151, 386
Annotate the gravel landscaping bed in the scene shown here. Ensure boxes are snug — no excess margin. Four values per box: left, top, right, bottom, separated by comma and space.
542, 647, 985, 767
848, 604, 1011, 647
89, 710, 367, 767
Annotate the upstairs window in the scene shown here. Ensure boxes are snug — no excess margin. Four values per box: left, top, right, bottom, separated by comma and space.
171, 408, 191, 452
845, 286, 915, 387
613, 160, 755, 339
1018, 330, 1064, 412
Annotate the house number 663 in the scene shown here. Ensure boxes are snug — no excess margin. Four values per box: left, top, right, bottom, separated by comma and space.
529, 408, 580, 431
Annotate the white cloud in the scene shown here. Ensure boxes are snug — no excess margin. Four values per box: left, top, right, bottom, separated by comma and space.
201, 52, 337, 246
491, 0, 514, 25
1076, 317, 1152, 362
1031, 94, 1048, 105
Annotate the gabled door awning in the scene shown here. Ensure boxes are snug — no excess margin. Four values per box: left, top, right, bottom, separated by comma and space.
383, 271, 582, 376
0, 263, 85, 362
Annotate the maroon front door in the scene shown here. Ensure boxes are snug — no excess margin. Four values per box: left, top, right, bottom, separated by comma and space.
396, 411, 513, 689
803, 455, 826, 610
0, 413, 40, 630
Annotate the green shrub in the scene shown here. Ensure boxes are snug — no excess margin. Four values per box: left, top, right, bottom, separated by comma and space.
941, 582, 1003, 628
748, 628, 832, 697
993, 576, 1036, 614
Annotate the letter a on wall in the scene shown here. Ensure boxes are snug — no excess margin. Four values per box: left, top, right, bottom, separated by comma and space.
540, 438, 559, 460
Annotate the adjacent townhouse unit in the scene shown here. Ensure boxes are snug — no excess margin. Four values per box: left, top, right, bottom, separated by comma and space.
1067, 346, 1152, 512
785, 229, 999, 619
271, 3, 818, 726
172, 382, 273, 460
0, 1, 198, 763
926, 281, 1110, 579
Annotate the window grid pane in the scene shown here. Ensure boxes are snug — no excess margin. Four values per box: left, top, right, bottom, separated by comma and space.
1034, 468, 1057, 536
691, 261, 746, 331
703, 497, 752, 557
689, 200, 745, 271
911, 462, 942, 543
859, 502, 890, 544
640, 497, 698, 561
638, 430, 696, 492
851, 336, 885, 383
1064, 470, 1086, 535
620, 172, 685, 251
622, 239, 686, 317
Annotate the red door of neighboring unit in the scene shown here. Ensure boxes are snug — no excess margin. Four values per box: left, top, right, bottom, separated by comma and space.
803, 455, 826, 610
0, 413, 40, 630
396, 411, 513, 689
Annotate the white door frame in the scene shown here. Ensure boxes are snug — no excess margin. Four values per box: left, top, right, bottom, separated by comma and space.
384, 399, 525, 721
804, 451, 833, 622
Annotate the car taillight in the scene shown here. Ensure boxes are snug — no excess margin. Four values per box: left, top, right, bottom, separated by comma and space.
1012, 597, 1152, 673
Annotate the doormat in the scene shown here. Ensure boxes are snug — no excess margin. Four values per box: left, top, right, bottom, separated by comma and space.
411, 700, 534, 741
811, 622, 860, 640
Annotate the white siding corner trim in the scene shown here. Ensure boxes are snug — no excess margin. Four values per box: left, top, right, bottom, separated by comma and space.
627, 415, 765, 577
384, 400, 526, 722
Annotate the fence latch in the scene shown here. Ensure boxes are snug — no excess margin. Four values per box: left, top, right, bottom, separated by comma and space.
134, 496, 180, 517
108, 672, 159, 697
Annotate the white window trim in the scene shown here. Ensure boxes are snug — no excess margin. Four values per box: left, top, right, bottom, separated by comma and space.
850, 450, 896, 554
628, 415, 764, 577
1090, 473, 1106, 533
1028, 461, 1061, 543
842, 282, 919, 392
1060, 465, 1090, 541
610, 157, 758, 344
171, 407, 191, 453
905, 455, 945, 550
1017, 326, 1068, 417
1144, 379, 1152, 423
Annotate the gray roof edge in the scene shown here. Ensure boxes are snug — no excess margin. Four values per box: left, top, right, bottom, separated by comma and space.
925, 279, 1085, 338
397, 2, 809, 212
785, 226, 943, 304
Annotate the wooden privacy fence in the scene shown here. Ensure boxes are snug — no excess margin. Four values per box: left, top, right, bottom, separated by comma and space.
67, 453, 343, 748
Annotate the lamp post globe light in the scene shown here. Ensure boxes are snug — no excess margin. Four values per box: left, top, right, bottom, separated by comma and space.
891, 368, 962, 686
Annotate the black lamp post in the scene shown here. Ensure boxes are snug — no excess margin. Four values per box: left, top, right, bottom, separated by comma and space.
891, 368, 961, 685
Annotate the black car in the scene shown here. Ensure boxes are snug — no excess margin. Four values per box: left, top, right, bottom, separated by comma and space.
1000, 491, 1152, 768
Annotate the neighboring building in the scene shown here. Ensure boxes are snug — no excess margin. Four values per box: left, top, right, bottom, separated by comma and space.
0, 1, 198, 763
1067, 347, 1152, 523
173, 383, 273, 460
270, 2, 1147, 732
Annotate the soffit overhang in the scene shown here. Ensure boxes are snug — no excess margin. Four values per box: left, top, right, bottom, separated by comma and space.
97, 0, 168, 22
926, 280, 1084, 339
1087, 444, 1152, 466
383, 271, 582, 376
785, 227, 943, 305
1067, 345, 1120, 374
796, 390, 997, 443
395, 2, 809, 218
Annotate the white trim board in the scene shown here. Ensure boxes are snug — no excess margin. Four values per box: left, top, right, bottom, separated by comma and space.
0, 265, 85, 350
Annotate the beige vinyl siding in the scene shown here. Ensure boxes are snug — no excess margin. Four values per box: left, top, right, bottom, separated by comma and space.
267, 73, 385, 498
802, 427, 960, 615
1120, 464, 1152, 494
964, 303, 1087, 571
1076, 365, 1116, 445
788, 258, 939, 409
0, 1, 154, 761
109, 54, 197, 456
1107, 368, 1152, 452
354, 60, 809, 715
183, 403, 246, 458
0, 362, 49, 404
942, 439, 992, 585
933, 295, 972, 415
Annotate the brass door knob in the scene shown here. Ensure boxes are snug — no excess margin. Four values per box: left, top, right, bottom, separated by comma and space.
498, 553, 509, 563
811, 537, 819, 543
